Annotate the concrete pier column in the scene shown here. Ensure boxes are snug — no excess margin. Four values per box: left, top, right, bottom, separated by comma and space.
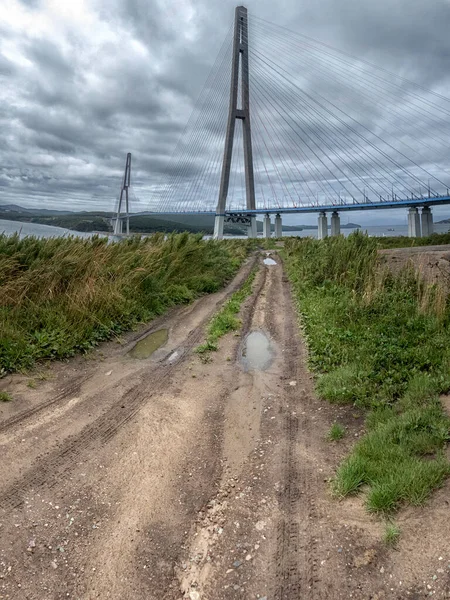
213, 214, 225, 240
275, 214, 282, 237
330, 211, 341, 236
248, 215, 257, 239
421, 206, 433, 237
408, 207, 421, 238
263, 214, 271, 238
318, 211, 328, 240
113, 218, 123, 235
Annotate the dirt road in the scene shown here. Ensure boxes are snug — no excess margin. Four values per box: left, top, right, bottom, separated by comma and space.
1, 253, 450, 599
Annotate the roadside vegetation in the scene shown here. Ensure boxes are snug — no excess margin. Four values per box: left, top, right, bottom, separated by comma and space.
284, 232, 450, 515
0, 233, 252, 375
196, 268, 257, 355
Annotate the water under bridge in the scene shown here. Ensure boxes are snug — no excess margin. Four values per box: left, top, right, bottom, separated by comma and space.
113, 6, 450, 240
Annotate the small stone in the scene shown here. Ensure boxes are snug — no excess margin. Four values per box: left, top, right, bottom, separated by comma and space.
245, 554, 252, 561
189, 591, 200, 600
255, 521, 265, 531
51, 561, 58, 570
289, 381, 297, 386
233, 560, 242, 568
380, 566, 385, 574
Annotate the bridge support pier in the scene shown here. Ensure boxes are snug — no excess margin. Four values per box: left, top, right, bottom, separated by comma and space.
421, 206, 433, 237
263, 214, 271, 238
331, 211, 340, 236
214, 215, 224, 239
275, 214, 282, 237
248, 216, 257, 239
318, 211, 328, 240
113, 218, 123, 235
408, 207, 421, 238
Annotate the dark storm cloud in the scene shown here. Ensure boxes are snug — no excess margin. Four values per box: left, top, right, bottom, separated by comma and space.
0, 0, 450, 217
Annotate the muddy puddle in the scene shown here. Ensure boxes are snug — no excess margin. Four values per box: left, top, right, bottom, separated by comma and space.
263, 257, 277, 266
241, 330, 273, 371
129, 329, 168, 359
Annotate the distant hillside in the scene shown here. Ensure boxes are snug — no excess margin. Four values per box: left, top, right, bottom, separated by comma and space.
0, 203, 360, 234
0, 205, 244, 235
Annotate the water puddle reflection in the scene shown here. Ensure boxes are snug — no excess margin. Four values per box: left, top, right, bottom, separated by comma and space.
241, 330, 273, 371
129, 329, 168, 359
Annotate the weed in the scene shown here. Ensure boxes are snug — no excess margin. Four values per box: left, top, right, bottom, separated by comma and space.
27, 380, 37, 389
196, 341, 218, 354
384, 523, 401, 547
0, 391, 12, 402
328, 423, 345, 441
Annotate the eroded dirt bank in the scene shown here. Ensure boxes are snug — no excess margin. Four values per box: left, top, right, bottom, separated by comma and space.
1, 253, 450, 599
379, 244, 450, 292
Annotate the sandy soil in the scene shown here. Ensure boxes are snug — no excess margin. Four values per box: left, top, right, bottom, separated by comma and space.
1, 252, 450, 599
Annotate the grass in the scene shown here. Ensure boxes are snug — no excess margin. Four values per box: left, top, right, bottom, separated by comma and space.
0, 391, 12, 402
376, 232, 450, 250
384, 523, 401, 547
283, 232, 450, 515
0, 233, 253, 375
196, 267, 257, 355
328, 422, 345, 441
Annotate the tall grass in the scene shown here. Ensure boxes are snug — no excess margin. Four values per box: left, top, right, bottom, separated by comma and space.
0, 233, 251, 374
284, 232, 450, 514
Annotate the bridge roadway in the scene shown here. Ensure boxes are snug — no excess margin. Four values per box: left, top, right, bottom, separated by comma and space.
115, 194, 450, 239
125, 194, 450, 217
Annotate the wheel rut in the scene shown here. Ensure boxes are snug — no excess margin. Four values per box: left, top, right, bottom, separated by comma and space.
0, 252, 374, 600
0, 256, 257, 511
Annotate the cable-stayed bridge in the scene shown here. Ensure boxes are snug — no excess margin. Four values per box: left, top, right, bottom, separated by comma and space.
114, 6, 450, 239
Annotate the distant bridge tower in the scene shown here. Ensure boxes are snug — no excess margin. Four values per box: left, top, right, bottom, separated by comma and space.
113, 152, 131, 235
214, 6, 256, 240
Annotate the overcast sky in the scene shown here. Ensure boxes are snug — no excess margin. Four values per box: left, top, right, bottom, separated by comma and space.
1, 0, 450, 225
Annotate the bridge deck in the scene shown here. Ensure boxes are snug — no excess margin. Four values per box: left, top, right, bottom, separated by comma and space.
122, 195, 450, 219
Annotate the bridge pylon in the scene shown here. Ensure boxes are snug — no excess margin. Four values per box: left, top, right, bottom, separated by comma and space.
113, 153, 131, 235
214, 6, 256, 240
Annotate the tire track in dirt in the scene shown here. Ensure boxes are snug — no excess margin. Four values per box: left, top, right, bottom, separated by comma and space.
0, 257, 258, 511
0, 373, 90, 435
0, 254, 258, 439
274, 262, 321, 599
